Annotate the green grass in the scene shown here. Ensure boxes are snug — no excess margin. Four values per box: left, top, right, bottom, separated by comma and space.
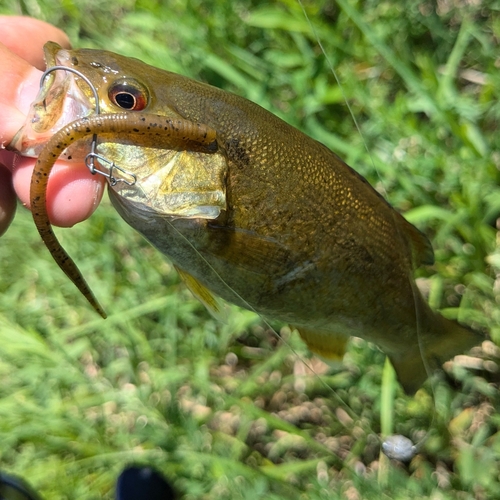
1, 0, 500, 498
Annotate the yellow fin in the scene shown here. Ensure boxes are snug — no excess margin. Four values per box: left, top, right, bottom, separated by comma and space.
293, 326, 349, 361
175, 266, 228, 323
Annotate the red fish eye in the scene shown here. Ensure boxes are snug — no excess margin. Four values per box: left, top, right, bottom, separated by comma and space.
108, 81, 148, 111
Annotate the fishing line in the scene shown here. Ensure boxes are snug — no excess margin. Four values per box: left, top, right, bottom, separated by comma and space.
35, 40, 434, 467
162, 218, 362, 421
37, 65, 364, 436
295, 0, 438, 459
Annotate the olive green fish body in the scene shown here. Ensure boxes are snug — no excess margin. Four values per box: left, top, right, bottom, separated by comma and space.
12, 44, 483, 392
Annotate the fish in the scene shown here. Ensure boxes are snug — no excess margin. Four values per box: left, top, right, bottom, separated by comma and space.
9, 42, 484, 393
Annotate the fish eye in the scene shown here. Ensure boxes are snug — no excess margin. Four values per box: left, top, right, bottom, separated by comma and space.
108, 79, 148, 111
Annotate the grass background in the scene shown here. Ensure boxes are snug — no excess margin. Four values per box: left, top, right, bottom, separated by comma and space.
1, 0, 500, 498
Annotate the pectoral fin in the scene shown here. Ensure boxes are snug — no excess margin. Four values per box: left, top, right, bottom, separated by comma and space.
294, 326, 349, 361
175, 266, 228, 323
205, 225, 293, 276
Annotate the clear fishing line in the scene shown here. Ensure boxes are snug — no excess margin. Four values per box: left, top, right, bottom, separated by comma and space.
295, 0, 439, 459
34, 21, 449, 469
35, 65, 372, 474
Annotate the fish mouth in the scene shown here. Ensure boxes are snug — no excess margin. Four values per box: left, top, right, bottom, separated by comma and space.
8, 42, 95, 158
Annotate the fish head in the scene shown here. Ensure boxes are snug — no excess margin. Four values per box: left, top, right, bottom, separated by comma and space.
10, 42, 227, 220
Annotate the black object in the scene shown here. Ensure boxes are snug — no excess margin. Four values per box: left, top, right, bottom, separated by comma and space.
116, 466, 177, 500
0, 465, 177, 500
0, 472, 42, 500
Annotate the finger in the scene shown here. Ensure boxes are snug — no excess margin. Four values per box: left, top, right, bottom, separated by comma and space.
0, 17, 105, 230
0, 42, 41, 147
0, 160, 16, 236
12, 157, 106, 227
0, 17, 72, 146
0, 16, 70, 69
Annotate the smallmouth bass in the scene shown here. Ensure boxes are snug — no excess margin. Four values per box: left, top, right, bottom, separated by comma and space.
9, 42, 484, 393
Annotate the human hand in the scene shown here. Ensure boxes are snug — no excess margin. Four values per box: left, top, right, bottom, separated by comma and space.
0, 16, 105, 236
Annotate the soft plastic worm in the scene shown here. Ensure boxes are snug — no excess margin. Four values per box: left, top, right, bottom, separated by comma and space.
30, 112, 218, 318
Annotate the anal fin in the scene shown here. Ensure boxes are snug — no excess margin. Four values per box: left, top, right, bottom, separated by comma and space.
294, 325, 349, 362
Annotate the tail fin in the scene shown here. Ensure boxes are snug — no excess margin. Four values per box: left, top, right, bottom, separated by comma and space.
389, 313, 484, 394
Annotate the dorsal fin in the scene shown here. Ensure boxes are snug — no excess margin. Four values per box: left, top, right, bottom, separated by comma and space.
398, 216, 434, 267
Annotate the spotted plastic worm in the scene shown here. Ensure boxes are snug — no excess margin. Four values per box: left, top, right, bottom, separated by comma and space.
30, 112, 219, 318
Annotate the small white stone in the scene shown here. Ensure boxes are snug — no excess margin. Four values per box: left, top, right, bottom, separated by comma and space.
382, 434, 417, 461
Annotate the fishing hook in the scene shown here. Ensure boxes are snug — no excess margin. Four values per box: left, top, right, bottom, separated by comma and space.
39, 65, 136, 186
